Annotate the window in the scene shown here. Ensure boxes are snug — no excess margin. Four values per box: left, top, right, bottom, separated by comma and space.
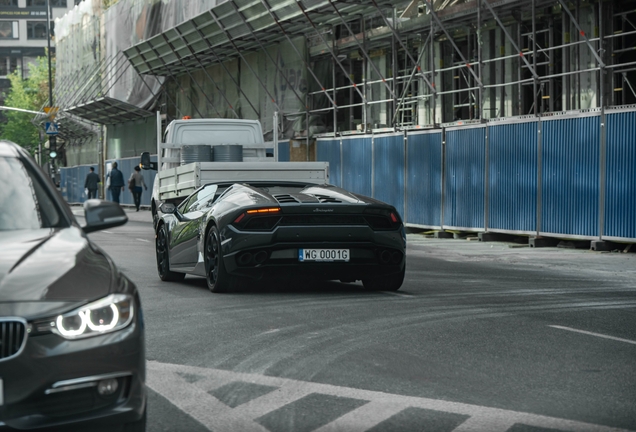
0, 156, 65, 231
0, 0, 18, 6
26, 0, 67, 6
0, 21, 18, 39
27, 21, 48, 39
179, 184, 219, 214
0, 57, 19, 77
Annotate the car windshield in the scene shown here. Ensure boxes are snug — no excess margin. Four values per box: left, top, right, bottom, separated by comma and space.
0, 155, 66, 231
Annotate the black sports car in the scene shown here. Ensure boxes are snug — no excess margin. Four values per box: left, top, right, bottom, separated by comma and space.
0, 141, 145, 431
155, 181, 406, 292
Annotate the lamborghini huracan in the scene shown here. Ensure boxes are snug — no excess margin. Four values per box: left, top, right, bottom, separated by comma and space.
155, 181, 406, 293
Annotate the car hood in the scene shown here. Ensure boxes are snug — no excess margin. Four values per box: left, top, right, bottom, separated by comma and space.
0, 227, 116, 317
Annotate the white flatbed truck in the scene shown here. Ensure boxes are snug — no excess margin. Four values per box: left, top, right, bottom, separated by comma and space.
140, 114, 329, 224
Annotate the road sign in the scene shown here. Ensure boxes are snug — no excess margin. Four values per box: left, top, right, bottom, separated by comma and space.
45, 122, 59, 135
43, 106, 59, 119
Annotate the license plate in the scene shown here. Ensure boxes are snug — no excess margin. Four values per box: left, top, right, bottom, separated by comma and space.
299, 249, 350, 262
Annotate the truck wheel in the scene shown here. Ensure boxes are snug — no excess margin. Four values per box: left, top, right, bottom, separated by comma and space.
362, 265, 405, 291
205, 226, 238, 293
156, 224, 185, 282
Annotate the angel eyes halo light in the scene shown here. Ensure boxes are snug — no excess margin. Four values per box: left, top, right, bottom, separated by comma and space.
53, 294, 134, 340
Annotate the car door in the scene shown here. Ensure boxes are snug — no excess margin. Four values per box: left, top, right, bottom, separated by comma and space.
169, 185, 219, 269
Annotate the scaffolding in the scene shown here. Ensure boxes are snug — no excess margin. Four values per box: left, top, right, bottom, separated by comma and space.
51, 0, 636, 142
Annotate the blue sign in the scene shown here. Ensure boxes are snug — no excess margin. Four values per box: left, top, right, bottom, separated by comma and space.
45, 122, 59, 135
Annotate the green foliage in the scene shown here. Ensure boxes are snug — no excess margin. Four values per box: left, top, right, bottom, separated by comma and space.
0, 56, 53, 155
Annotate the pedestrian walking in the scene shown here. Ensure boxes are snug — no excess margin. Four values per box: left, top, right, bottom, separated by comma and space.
84, 167, 100, 199
107, 161, 125, 204
128, 166, 147, 211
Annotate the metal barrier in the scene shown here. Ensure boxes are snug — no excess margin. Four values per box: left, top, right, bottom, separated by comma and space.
61, 107, 636, 242
373, 133, 406, 218
60, 156, 157, 206
540, 112, 601, 239
60, 165, 102, 203
405, 130, 443, 229
105, 157, 157, 207
443, 125, 487, 231
487, 119, 539, 234
316, 138, 342, 188
341, 136, 373, 198
604, 108, 636, 241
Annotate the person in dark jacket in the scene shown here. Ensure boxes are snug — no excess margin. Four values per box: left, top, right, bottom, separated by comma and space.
107, 161, 125, 204
84, 167, 100, 199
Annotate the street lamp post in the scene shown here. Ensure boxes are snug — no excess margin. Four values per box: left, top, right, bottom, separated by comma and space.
45, 0, 57, 166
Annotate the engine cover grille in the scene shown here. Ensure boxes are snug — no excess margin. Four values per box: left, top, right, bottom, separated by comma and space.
0, 320, 27, 361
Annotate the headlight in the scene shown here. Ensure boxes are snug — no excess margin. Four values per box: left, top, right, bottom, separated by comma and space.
52, 294, 134, 340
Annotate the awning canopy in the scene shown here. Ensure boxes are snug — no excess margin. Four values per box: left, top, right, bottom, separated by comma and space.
124, 0, 395, 76
65, 97, 154, 125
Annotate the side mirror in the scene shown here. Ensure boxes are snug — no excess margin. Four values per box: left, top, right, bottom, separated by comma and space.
159, 203, 176, 214
82, 199, 128, 234
140, 152, 157, 170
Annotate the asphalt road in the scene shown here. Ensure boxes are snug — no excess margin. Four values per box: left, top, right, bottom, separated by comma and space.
76, 207, 636, 432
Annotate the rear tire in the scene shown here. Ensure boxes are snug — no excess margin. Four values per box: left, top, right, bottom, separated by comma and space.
205, 226, 239, 293
156, 224, 186, 282
362, 265, 405, 291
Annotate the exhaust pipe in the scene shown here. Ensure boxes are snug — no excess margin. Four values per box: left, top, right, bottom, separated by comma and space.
391, 251, 402, 264
380, 250, 392, 264
238, 252, 253, 266
254, 251, 268, 265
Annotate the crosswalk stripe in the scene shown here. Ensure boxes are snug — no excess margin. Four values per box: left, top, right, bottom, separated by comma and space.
147, 361, 630, 432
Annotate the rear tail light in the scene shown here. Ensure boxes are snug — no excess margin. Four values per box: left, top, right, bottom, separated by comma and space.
233, 207, 281, 231
247, 207, 280, 214
364, 208, 402, 229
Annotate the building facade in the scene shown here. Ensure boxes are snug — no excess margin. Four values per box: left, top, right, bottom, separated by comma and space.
49, 0, 636, 242
0, 0, 79, 107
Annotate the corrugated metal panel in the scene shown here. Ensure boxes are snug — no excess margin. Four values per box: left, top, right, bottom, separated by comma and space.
488, 120, 538, 233
105, 156, 157, 207
60, 165, 98, 203
604, 110, 636, 241
341, 136, 373, 197
444, 125, 486, 230
277, 141, 290, 162
316, 138, 342, 187
405, 130, 443, 228
541, 115, 600, 238
59, 168, 69, 202
373, 134, 405, 217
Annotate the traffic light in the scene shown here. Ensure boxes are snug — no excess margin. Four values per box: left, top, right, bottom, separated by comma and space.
49, 136, 57, 159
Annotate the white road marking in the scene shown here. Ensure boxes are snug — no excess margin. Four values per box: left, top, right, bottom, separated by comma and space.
381, 291, 414, 298
549, 325, 636, 345
102, 230, 113, 234
147, 360, 630, 432
136, 238, 150, 243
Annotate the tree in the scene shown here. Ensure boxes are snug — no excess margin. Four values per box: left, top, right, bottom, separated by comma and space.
0, 56, 53, 155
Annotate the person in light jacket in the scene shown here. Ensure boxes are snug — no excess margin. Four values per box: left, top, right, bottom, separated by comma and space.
128, 166, 147, 211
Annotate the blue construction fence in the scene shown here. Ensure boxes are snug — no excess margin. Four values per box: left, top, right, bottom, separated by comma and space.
60, 155, 157, 207
316, 107, 636, 242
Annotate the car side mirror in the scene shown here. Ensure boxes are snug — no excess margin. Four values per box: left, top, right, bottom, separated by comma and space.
82, 199, 128, 234
140, 152, 157, 170
159, 203, 176, 214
